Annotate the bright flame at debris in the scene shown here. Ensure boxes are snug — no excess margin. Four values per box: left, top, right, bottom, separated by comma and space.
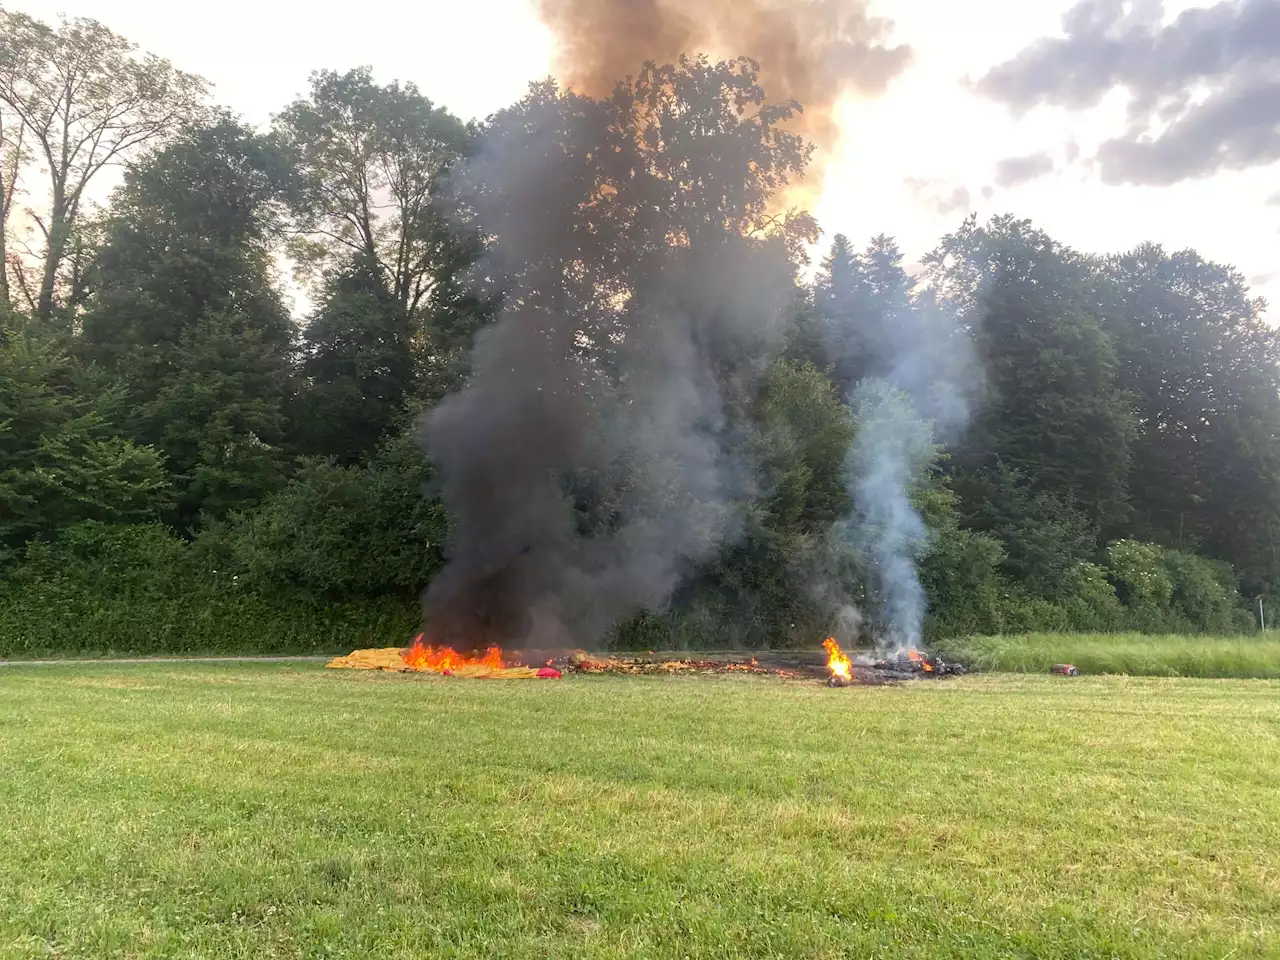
823, 637, 852, 681
907, 648, 934, 673
402, 635, 504, 673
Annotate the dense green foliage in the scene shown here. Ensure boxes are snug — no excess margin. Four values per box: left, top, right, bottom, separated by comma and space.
1, 665, 1277, 956
1, 9, 1276, 655
0, 521, 416, 657
78, 118, 298, 526
0, 313, 171, 560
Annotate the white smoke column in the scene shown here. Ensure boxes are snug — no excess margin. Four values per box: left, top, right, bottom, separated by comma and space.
847, 381, 936, 651
820, 250, 977, 653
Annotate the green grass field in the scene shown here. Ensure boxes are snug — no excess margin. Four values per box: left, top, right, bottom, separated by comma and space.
1, 664, 1277, 959
936, 632, 1280, 678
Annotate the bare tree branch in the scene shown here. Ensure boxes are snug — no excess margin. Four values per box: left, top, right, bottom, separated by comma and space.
273, 68, 466, 320
0, 9, 207, 318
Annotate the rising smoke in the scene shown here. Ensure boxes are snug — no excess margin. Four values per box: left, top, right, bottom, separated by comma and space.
536, 0, 912, 203
420, 67, 807, 651
418, 4, 954, 653
827, 278, 975, 652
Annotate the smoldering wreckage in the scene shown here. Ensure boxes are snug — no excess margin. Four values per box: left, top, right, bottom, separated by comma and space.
326, 636, 969, 686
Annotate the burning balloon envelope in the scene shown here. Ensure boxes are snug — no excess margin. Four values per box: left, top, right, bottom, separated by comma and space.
325, 636, 563, 678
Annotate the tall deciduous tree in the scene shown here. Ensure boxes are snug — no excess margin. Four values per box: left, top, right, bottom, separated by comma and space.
295, 253, 414, 464
274, 68, 469, 320
1099, 245, 1280, 590
925, 215, 1136, 533
0, 9, 206, 319
81, 117, 296, 525
0, 98, 25, 307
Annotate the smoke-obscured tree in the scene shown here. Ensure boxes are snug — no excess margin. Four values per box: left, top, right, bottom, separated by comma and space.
80, 117, 296, 526
422, 56, 818, 649
1098, 245, 1280, 592
811, 232, 869, 388
839, 381, 944, 646
0, 310, 170, 559
813, 233, 971, 418
295, 253, 414, 464
926, 215, 1136, 533
677, 358, 855, 646
0, 9, 206, 319
414, 222, 495, 406
273, 68, 469, 321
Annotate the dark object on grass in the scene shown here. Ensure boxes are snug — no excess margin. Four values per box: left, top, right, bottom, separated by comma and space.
827, 675, 848, 688
1051, 663, 1081, 677
872, 652, 967, 677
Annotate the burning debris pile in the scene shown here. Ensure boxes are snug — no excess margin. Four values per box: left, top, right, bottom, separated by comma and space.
872, 649, 966, 678
326, 636, 967, 685
822, 637, 965, 686
325, 636, 563, 679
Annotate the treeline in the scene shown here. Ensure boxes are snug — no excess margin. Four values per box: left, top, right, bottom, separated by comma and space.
0, 11, 1273, 654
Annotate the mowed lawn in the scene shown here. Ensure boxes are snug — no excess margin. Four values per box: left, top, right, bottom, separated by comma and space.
1, 666, 1277, 959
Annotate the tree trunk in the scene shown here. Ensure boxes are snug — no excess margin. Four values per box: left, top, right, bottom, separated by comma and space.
35, 188, 66, 320
0, 114, 8, 309
0, 149, 9, 309
0, 171, 9, 308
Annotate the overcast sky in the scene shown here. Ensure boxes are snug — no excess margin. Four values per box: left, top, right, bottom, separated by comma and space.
9, 0, 1278, 314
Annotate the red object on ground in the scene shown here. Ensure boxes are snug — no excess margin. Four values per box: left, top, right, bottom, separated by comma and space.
536, 667, 563, 679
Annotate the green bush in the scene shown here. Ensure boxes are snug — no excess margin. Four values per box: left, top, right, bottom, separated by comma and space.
1160, 549, 1250, 632
0, 522, 418, 658
1063, 561, 1123, 620
921, 526, 1007, 639
214, 436, 447, 600
1106, 539, 1173, 627
953, 467, 1099, 600
1100, 539, 1251, 634
992, 591, 1073, 634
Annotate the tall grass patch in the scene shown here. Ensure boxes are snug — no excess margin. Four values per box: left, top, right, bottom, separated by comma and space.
937, 632, 1280, 678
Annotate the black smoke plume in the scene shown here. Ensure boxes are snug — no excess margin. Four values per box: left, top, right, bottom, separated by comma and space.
419, 61, 814, 651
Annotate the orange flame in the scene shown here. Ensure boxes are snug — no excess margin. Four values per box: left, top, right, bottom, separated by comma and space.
823, 637, 852, 681
907, 649, 934, 672
402, 635, 504, 673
